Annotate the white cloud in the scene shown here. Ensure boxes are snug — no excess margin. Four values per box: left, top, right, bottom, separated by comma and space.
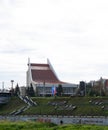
0, 0, 108, 88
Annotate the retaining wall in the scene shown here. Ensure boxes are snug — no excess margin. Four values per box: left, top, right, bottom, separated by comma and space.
0, 115, 108, 125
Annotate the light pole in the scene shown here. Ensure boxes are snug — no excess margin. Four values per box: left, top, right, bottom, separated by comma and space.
2, 82, 4, 91
85, 82, 86, 96
11, 80, 14, 89
10, 80, 14, 96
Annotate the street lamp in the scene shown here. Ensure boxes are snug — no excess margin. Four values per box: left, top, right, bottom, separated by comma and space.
10, 80, 14, 96
85, 81, 86, 96
11, 80, 14, 89
2, 82, 4, 91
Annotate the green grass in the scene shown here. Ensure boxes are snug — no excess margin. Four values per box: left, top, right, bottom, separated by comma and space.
1, 96, 108, 116
0, 121, 107, 130
24, 96, 108, 116
0, 97, 27, 115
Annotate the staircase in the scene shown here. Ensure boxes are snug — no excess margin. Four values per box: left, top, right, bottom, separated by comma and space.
10, 95, 37, 116
20, 96, 37, 106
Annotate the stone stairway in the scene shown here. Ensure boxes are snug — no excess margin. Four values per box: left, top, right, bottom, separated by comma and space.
10, 95, 37, 116
9, 106, 30, 115
21, 96, 37, 106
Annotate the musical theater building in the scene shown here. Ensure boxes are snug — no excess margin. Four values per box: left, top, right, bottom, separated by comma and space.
26, 59, 78, 96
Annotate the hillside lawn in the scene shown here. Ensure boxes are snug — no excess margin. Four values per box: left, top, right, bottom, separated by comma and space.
22, 96, 108, 116
1, 96, 108, 116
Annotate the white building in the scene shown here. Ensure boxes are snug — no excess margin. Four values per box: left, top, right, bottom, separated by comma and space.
26, 59, 77, 96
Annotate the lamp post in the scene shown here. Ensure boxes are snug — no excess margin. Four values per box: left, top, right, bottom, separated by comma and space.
85, 82, 86, 96
10, 80, 14, 96
11, 80, 14, 89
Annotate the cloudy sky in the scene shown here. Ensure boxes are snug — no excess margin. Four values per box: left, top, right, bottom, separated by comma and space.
0, 0, 108, 88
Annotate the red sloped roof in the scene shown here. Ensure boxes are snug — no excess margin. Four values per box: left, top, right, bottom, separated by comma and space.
30, 63, 64, 84
31, 70, 60, 83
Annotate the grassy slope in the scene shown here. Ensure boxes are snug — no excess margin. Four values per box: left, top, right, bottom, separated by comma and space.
24, 96, 108, 116
1, 96, 108, 116
0, 97, 27, 115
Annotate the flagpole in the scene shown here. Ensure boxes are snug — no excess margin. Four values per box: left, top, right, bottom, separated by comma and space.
43, 81, 45, 97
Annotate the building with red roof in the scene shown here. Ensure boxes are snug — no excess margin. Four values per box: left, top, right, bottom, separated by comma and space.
26, 59, 77, 96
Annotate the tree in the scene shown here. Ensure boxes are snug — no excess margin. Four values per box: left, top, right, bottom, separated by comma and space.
27, 83, 35, 97
26, 87, 30, 96
57, 84, 63, 96
14, 83, 20, 96
88, 89, 100, 97
9, 87, 14, 96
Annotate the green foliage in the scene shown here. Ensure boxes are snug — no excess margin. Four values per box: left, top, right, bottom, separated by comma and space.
0, 121, 107, 130
0, 121, 57, 130
26, 84, 35, 97
14, 83, 20, 96
0, 97, 26, 115
56, 84, 63, 96
2, 96, 108, 116
88, 89, 100, 97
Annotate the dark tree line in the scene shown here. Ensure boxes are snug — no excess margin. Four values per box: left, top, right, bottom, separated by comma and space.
56, 84, 63, 96
10, 83, 63, 97
10, 83, 20, 96
26, 83, 35, 97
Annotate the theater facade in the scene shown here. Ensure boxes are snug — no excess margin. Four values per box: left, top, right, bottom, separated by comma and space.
26, 59, 78, 96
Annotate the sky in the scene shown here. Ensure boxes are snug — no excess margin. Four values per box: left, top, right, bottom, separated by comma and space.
0, 0, 108, 89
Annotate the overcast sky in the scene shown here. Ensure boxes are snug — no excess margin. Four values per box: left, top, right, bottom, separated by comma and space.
0, 0, 108, 89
